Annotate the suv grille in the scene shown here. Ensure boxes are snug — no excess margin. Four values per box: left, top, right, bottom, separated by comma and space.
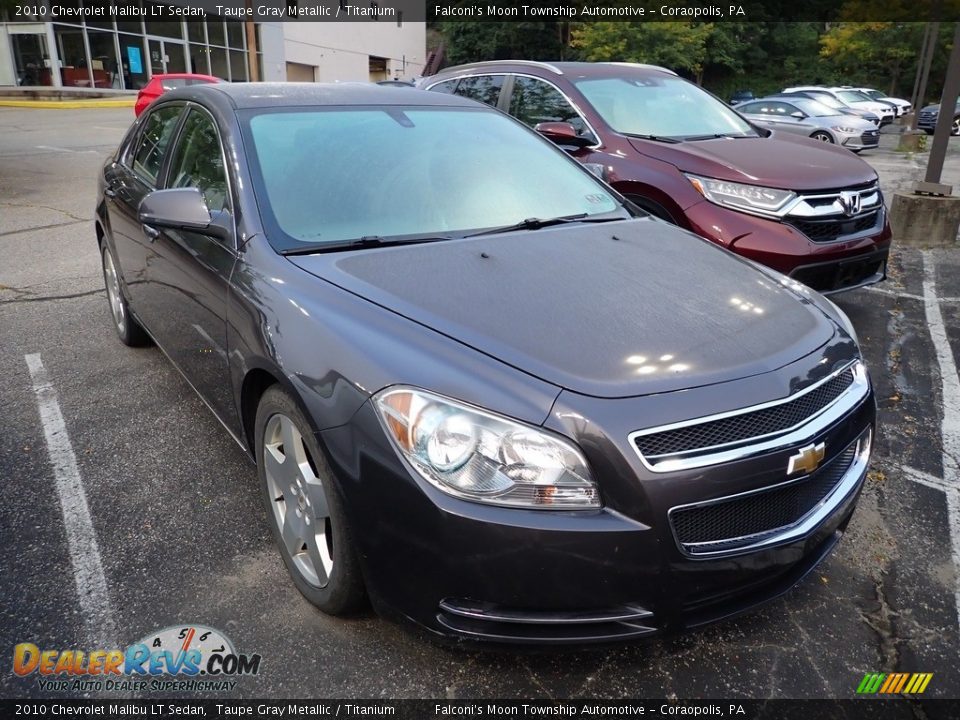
670, 440, 858, 555
787, 209, 881, 243
633, 368, 855, 458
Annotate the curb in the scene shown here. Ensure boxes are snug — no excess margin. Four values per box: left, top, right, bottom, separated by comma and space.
0, 99, 135, 109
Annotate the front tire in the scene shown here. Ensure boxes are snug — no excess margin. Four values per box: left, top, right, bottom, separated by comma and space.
810, 131, 834, 143
255, 386, 367, 615
100, 242, 149, 346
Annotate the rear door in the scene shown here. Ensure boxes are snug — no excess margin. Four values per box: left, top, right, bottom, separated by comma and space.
103, 102, 185, 317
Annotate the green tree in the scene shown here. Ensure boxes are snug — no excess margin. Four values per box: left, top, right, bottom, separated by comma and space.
439, 22, 567, 66
820, 22, 927, 96
571, 22, 715, 83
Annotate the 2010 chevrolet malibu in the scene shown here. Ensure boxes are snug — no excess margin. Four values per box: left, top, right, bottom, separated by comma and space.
95, 83, 875, 644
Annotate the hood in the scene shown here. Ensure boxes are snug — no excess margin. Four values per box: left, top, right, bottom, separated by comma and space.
627, 134, 877, 191
289, 218, 839, 399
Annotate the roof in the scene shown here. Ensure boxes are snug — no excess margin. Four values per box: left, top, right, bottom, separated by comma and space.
432, 60, 677, 79
161, 82, 481, 110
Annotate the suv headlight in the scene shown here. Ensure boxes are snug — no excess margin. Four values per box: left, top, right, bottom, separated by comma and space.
374, 387, 600, 510
686, 174, 796, 217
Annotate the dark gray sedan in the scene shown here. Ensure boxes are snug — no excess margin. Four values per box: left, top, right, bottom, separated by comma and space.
95, 83, 875, 645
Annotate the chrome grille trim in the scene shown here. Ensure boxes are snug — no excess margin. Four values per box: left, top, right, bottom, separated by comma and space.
629, 360, 868, 473
783, 182, 882, 220
667, 429, 871, 559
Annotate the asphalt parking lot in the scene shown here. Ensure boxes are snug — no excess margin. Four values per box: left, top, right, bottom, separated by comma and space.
2, 107, 960, 701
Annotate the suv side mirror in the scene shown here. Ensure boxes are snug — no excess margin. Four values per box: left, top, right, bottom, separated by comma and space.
534, 122, 594, 148
138, 188, 230, 242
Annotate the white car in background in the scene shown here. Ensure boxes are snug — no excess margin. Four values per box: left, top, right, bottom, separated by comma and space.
784, 86, 896, 125
845, 87, 911, 116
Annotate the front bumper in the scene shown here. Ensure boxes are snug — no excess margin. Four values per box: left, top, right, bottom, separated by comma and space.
684, 200, 892, 294
319, 362, 875, 645
839, 129, 880, 150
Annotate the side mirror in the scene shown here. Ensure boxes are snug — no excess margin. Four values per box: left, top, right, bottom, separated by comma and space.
138, 188, 230, 241
534, 121, 594, 148
790, 111, 806, 119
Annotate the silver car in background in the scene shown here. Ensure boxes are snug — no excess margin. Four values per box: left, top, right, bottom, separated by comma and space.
737, 96, 880, 152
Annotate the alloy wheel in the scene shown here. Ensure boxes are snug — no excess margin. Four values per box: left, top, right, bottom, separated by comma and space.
811, 131, 833, 143
102, 248, 126, 335
263, 413, 334, 588
953, 117, 959, 136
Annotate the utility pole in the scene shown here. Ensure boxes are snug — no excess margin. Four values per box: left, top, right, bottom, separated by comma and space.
917, 22, 960, 196
910, 23, 932, 111
911, 21, 940, 131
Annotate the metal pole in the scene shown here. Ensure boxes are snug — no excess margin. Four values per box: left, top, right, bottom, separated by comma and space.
912, 21, 940, 131
911, 23, 932, 110
919, 22, 960, 193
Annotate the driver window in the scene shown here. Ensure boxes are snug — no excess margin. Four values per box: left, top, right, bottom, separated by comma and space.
166, 108, 230, 215
509, 76, 592, 141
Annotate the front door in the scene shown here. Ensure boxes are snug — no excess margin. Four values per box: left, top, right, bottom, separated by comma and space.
147, 38, 187, 75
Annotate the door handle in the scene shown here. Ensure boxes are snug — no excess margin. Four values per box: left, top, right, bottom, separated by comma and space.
104, 187, 117, 198
142, 224, 161, 242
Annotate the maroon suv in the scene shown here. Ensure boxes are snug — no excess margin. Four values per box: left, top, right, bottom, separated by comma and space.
422, 61, 892, 294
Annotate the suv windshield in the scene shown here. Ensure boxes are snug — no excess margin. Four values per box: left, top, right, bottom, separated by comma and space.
573, 75, 758, 140
244, 106, 625, 250
836, 90, 871, 104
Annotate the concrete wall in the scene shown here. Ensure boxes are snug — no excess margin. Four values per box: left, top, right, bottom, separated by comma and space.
0, 27, 14, 87
272, 21, 425, 83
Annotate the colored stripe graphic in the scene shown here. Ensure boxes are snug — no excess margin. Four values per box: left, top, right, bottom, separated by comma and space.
857, 672, 933, 694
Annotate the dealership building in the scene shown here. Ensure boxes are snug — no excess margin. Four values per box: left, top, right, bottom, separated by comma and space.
0, 1, 425, 89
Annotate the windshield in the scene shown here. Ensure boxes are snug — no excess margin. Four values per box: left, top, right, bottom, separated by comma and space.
864, 90, 884, 100
244, 107, 623, 250
807, 93, 846, 109
789, 98, 841, 117
837, 90, 871, 104
573, 75, 757, 140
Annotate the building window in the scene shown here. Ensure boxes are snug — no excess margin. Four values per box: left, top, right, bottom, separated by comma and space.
53, 24, 89, 87
86, 29, 122, 89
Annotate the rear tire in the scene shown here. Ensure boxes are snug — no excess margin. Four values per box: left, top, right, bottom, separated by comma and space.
255, 386, 367, 615
100, 242, 150, 347
810, 131, 834, 143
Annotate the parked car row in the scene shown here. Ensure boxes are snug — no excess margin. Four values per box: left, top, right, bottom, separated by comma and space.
736, 96, 880, 151
732, 85, 910, 122
421, 61, 891, 295
96, 78, 876, 645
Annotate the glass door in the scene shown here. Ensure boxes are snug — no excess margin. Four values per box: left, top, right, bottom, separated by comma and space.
147, 38, 187, 75
10, 32, 52, 86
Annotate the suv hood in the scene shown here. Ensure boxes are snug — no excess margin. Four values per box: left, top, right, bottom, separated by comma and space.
628, 134, 877, 191
289, 218, 839, 399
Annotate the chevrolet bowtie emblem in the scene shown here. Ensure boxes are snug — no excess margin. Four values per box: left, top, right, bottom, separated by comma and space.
788, 442, 826, 475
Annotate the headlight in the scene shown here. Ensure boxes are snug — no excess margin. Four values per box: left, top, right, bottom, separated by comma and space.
686, 174, 796, 217
374, 387, 600, 510
833, 126, 861, 133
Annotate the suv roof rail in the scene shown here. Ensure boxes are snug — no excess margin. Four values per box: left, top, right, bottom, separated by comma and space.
439, 60, 564, 76
603, 62, 678, 76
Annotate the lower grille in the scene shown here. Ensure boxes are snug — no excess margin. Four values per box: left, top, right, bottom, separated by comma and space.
437, 599, 656, 643
790, 254, 884, 293
670, 439, 859, 556
787, 209, 881, 243
859, 131, 879, 146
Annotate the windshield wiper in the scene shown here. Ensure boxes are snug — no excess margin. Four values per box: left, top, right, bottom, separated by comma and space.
464, 213, 627, 238
623, 133, 682, 144
280, 234, 451, 256
682, 132, 757, 141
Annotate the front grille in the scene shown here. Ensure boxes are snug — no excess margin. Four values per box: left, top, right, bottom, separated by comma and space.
670, 440, 858, 555
860, 131, 879, 145
633, 368, 854, 458
787, 209, 881, 243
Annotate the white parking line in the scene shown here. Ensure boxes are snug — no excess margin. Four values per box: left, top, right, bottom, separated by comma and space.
25, 353, 118, 648
914, 252, 960, 629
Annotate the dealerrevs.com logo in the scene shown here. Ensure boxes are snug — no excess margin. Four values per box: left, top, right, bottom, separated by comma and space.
12, 624, 261, 693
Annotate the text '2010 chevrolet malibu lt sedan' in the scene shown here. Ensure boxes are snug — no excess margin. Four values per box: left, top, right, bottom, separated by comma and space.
96, 83, 875, 645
